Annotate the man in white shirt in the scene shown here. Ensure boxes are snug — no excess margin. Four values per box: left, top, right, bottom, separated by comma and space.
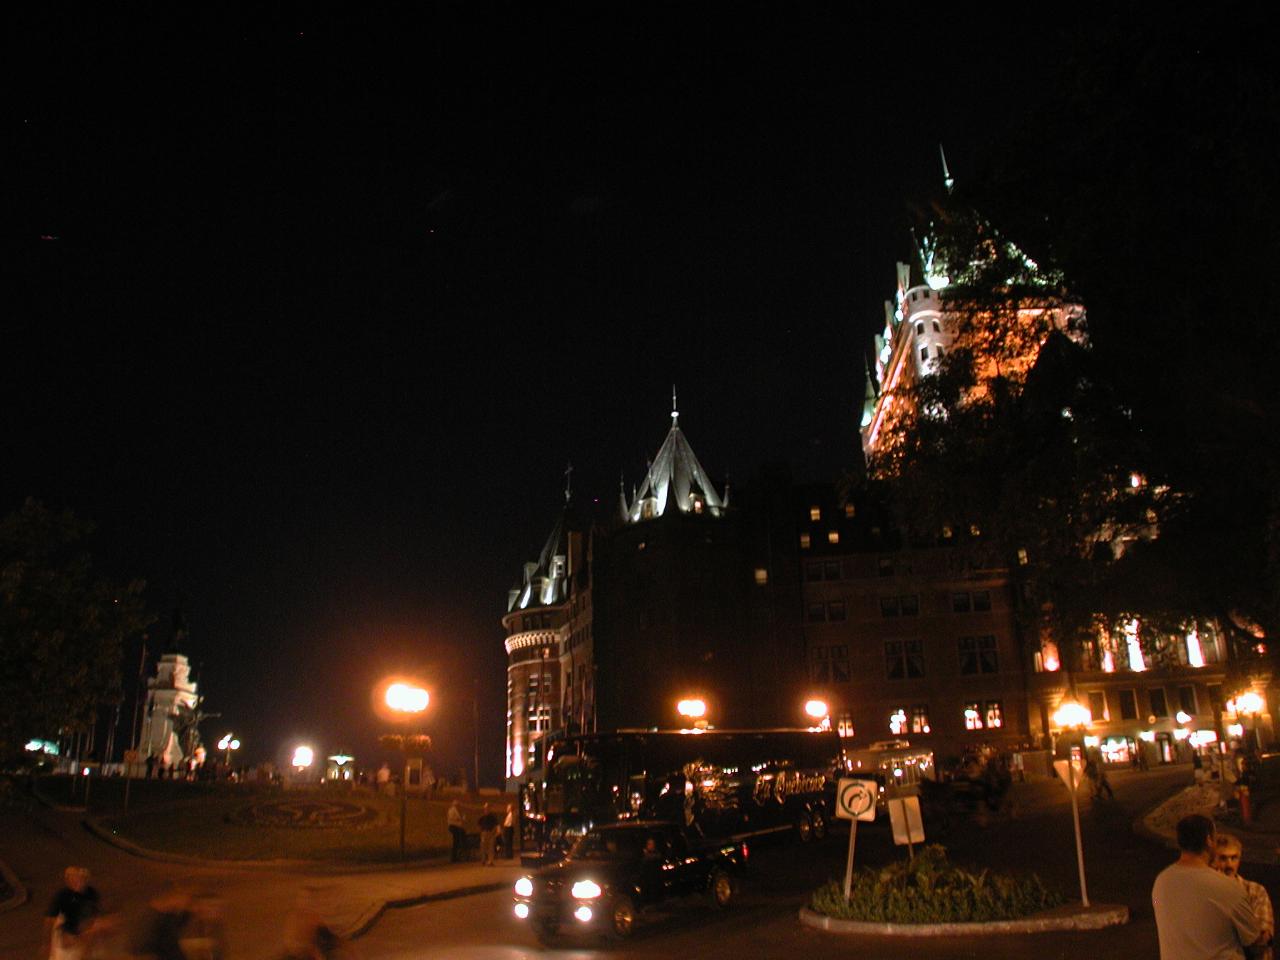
1153, 813, 1263, 959
1215, 833, 1274, 960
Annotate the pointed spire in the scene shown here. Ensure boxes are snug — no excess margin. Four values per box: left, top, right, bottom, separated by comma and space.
939, 143, 955, 194
671, 384, 679, 425
564, 461, 574, 503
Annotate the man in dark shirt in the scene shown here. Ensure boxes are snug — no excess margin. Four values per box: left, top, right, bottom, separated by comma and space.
45, 866, 101, 960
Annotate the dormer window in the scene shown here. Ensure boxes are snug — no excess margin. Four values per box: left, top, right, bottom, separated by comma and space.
641, 499, 657, 520
915, 322, 924, 336
692, 497, 704, 515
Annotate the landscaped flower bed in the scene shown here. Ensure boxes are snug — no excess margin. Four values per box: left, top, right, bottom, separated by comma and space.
809, 845, 1063, 924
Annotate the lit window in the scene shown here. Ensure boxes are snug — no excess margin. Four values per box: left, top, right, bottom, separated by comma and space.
985, 701, 1003, 729
809, 506, 821, 522
1017, 548, 1029, 565
889, 708, 907, 735
799, 534, 811, 549
844, 503, 855, 518
941, 525, 953, 539
827, 530, 840, 545
837, 715, 855, 738
964, 702, 982, 730
911, 704, 930, 734
753, 568, 768, 586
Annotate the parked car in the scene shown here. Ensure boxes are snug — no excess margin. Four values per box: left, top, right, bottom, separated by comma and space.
512, 820, 747, 941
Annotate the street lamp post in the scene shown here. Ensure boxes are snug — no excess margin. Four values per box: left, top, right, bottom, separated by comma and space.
382, 681, 431, 859
804, 699, 830, 731
677, 698, 708, 730
217, 734, 241, 771
1236, 691, 1265, 756
1052, 700, 1092, 907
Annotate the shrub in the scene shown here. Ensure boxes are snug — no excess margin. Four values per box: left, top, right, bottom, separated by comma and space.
809, 844, 1063, 924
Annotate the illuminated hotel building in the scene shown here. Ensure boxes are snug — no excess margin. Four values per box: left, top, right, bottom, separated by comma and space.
503, 399, 806, 791
845, 176, 1243, 765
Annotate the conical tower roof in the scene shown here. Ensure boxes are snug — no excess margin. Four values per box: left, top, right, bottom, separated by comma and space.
625, 396, 725, 522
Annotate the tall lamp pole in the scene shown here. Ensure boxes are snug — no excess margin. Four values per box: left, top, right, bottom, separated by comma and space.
1053, 700, 1092, 908
382, 681, 431, 859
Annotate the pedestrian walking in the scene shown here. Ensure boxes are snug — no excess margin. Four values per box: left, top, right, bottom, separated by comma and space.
45, 866, 102, 960
1152, 813, 1264, 959
1215, 833, 1275, 960
127, 879, 195, 960
478, 803, 499, 866
502, 803, 515, 859
447, 799, 466, 863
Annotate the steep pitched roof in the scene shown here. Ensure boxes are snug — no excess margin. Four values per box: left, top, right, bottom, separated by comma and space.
624, 402, 726, 522
507, 511, 571, 612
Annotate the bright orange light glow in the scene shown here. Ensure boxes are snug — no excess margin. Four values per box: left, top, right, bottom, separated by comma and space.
676, 698, 707, 719
1053, 701, 1092, 728
1236, 691, 1264, 716
804, 699, 829, 719
385, 682, 430, 713
292, 745, 314, 768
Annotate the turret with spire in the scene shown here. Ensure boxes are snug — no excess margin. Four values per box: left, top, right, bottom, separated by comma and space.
623, 390, 726, 522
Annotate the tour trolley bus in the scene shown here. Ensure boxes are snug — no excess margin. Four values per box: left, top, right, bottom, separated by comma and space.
525, 728, 846, 859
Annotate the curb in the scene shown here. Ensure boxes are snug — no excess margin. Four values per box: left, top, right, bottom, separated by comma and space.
0, 857, 29, 914
343, 881, 512, 939
798, 903, 1129, 937
82, 817, 454, 874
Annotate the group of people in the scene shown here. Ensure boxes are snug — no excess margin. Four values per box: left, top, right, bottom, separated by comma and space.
1153, 813, 1274, 960
447, 799, 515, 864
44, 867, 356, 960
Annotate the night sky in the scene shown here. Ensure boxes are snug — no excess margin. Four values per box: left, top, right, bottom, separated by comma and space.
7, 10, 1266, 779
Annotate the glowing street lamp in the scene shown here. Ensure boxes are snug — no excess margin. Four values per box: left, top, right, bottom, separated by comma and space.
1053, 701, 1092, 730
1051, 700, 1091, 908
217, 734, 241, 768
292, 745, 314, 771
677, 698, 708, 729
1235, 691, 1265, 754
380, 680, 432, 858
804, 699, 830, 730
386, 683, 430, 714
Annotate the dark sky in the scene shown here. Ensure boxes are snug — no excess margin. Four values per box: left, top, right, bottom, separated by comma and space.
6, 9, 1246, 778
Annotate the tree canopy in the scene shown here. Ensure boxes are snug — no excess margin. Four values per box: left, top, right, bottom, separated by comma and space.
0, 499, 153, 758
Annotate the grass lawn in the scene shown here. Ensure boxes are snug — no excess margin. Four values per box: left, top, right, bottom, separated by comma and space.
47, 776, 503, 862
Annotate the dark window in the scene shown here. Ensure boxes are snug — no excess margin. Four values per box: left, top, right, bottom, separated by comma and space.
806, 563, 822, 582
832, 660, 851, 682
880, 596, 900, 617
952, 593, 971, 613
1149, 688, 1169, 719
932, 320, 941, 332
810, 660, 830, 682
901, 594, 919, 616
878, 557, 894, 578
885, 640, 925, 679
972, 591, 991, 612
1179, 685, 1197, 715
1119, 689, 1138, 720
823, 561, 841, 581
827, 601, 847, 622
1087, 691, 1107, 722
921, 346, 929, 361
958, 635, 998, 674
915, 321, 924, 334
807, 603, 825, 623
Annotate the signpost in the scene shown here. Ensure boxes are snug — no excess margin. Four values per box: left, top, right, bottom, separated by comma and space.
835, 778, 878, 898
888, 795, 925, 859
1054, 756, 1090, 907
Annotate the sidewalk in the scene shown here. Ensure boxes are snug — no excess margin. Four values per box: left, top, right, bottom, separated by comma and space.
1137, 779, 1280, 865
0, 803, 527, 959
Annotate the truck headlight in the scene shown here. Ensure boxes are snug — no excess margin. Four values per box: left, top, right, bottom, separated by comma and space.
514, 877, 534, 898
571, 879, 602, 899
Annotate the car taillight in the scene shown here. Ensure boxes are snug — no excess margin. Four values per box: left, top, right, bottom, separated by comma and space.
741, 842, 749, 861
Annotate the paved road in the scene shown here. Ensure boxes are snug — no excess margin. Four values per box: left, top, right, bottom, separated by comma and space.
357, 766, 1280, 959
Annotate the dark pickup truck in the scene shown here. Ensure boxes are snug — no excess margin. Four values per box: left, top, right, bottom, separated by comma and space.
511, 820, 748, 941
